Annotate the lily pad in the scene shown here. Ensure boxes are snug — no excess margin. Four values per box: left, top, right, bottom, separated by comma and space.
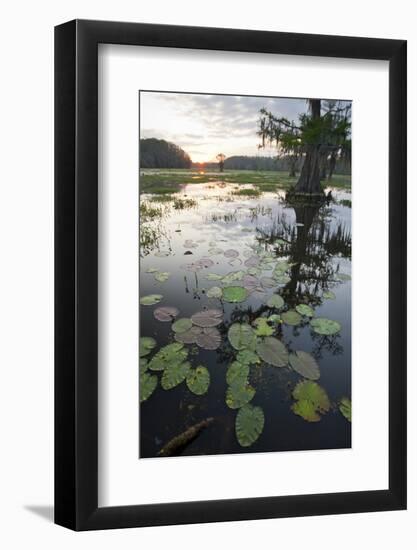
228, 323, 257, 351
224, 249, 239, 258
140, 294, 163, 306
204, 273, 223, 281
139, 357, 148, 374
140, 372, 158, 402
222, 270, 245, 285
310, 318, 341, 335
274, 274, 291, 284
281, 310, 302, 326
267, 294, 284, 309
195, 327, 221, 350
242, 274, 261, 292
289, 351, 320, 380
148, 342, 188, 371
244, 255, 260, 268
236, 349, 260, 365
226, 382, 255, 409
222, 286, 248, 303
256, 337, 288, 367
186, 366, 210, 395
339, 397, 352, 422
323, 290, 336, 300
260, 277, 277, 289
154, 271, 170, 283
295, 304, 315, 317
337, 273, 351, 281
153, 306, 179, 322
172, 318, 193, 333
184, 239, 198, 248
161, 361, 191, 390
247, 267, 262, 276
191, 309, 223, 328
273, 260, 290, 274
174, 326, 201, 344
139, 336, 157, 358
268, 314, 281, 323
208, 247, 223, 255
235, 404, 264, 447
206, 286, 223, 299
253, 318, 274, 337
292, 381, 330, 422
145, 267, 159, 273
226, 361, 249, 386
154, 250, 171, 257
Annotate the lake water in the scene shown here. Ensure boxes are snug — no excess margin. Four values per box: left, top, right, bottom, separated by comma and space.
139, 181, 351, 458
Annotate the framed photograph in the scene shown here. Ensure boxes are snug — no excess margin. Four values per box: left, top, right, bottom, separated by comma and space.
55, 20, 407, 530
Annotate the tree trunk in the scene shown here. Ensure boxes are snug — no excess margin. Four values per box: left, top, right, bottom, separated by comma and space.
289, 156, 297, 177
327, 152, 336, 181
293, 99, 324, 196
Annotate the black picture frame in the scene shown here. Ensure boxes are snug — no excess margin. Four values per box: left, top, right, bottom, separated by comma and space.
55, 19, 407, 531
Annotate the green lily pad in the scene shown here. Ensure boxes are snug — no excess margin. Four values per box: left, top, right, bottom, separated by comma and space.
228, 323, 257, 351
289, 351, 320, 380
226, 382, 255, 409
281, 310, 302, 326
154, 271, 170, 283
310, 318, 341, 335
235, 404, 264, 447
256, 337, 288, 367
140, 372, 158, 402
174, 326, 202, 344
292, 381, 330, 422
267, 294, 284, 309
186, 366, 210, 395
172, 318, 193, 333
236, 349, 260, 365
247, 267, 262, 276
222, 286, 249, 303
205, 273, 224, 281
222, 270, 245, 285
148, 342, 187, 371
337, 273, 351, 281
226, 361, 249, 386
323, 290, 336, 300
260, 277, 277, 289
206, 286, 223, 299
191, 308, 223, 328
268, 314, 281, 323
295, 304, 315, 317
339, 397, 352, 422
275, 275, 291, 284
161, 361, 191, 390
145, 267, 159, 273
139, 357, 148, 374
140, 294, 163, 306
139, 336, 156, 358
253, 318, 274, 337
273, 260, 290, 274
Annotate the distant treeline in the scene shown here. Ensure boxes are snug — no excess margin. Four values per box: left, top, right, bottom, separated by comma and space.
140, 138, 191, 168
195, 155, 350, 175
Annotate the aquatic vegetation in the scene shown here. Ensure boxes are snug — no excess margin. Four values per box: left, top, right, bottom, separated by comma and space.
226, 361, 250, 386
267, 294, 284, 309
222, 270, 246, 285
186, 366, 210, 395
224, 249, 239, 258
161, 361, 192, 390
310, 318, 341, 335
173, 197, 197, 209
205, 273, 223, 281
336, 273, 351, 281
289, 351, 320, 380
323, 290, 336, 300
140, 372, 158, 402
172, 318, 193, 333
232, 187, 261, 197
191, 309, 223, 328
140, 294, 163, 306
235, 404, 265, 447
281, 310, 302, 326
339, 397, 352, 421
174, 326, 202, 344
253, 317, 274, 337
139, 337, 157, 358
295, 303, 315, 317
139, 201, 164, 221
291, 381, 330, 422
260, 276, 277, 289
206, 286, 222, 299
256, 336, 288, 367
236, 349, 260, 365
195, 327, 221, 350
154, 271, 170, 283
153, 306, 179, 321
228, 323, 257, 351
148, 342, 187, 371
222, 285, 249, 303
226, 382, 255, 409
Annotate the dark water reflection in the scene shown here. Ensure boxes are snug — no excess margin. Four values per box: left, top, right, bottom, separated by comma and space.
139, 182, 351, 458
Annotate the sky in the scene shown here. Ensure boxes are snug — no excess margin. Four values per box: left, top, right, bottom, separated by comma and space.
140, 91, 309, 163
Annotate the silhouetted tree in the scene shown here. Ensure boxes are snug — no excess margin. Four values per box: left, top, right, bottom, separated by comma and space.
140, 138, 192, 168
216, 153, 226, 172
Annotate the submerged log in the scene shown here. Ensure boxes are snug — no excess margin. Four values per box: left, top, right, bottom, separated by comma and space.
158, 417, 214, 457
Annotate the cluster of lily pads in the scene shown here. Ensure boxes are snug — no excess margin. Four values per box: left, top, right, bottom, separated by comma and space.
140, 237, 352, 450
